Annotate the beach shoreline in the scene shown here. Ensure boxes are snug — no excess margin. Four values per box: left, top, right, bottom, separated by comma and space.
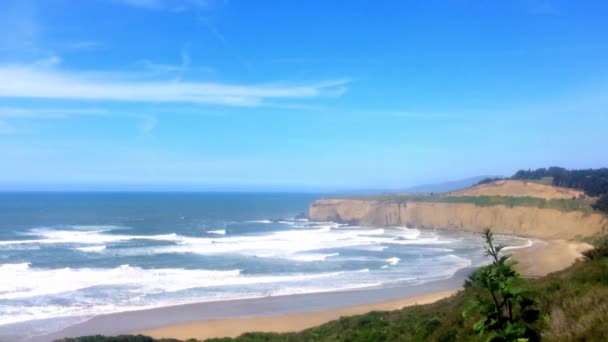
511, 239, 593, 277
137, 289, 458, 341
135, 239, 593, 341
27, 266, 474, 342
25, 237, 591, 342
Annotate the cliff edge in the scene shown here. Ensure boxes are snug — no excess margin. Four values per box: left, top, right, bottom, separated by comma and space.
309, 181, 608, 240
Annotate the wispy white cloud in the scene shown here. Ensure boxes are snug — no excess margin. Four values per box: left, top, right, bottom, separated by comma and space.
198, 17, 228, 46
180, 49, 192, 69
0, 105, 102, 135
116, 0, 209, 11
67, 40, 105, 50
0, 0, 41, 52
133, 48, 213, 76
0, 64, 349, 106
381, 111, 457, 119
139, 116, 157, 137
134, 60, 191, 75
0, 105, 159, 137
0, 120, 17, 134
116, 0, 164, 10
526, 0, 560, 15
33, 55, 62, 67
197, 16, 253, 71
0, 106, 109, 118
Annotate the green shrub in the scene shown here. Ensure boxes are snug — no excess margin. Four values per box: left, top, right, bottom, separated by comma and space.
462, 229, 542, 341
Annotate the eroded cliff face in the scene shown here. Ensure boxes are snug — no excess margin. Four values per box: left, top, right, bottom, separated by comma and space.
309, 199, 608, 240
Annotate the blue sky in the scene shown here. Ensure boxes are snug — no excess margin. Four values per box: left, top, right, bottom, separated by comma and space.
1, 0, 607, 191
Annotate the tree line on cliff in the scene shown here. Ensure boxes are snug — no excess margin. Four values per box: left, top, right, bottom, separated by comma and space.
511, 167, 608, 196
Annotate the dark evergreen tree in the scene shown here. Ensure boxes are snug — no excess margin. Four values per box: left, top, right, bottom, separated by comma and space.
592, 194, 608, 214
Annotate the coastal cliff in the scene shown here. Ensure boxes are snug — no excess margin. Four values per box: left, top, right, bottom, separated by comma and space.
309, 198, 608, 240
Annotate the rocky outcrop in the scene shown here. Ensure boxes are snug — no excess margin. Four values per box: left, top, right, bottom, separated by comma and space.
309, 198, 608, 240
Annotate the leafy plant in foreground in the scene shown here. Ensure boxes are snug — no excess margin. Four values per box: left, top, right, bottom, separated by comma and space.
463, 229, 542, 341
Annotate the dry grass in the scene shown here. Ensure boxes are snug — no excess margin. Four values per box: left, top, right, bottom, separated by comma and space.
544, 286, 608, 341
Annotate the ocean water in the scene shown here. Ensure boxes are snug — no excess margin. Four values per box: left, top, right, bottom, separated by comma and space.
0, 192, 530, 338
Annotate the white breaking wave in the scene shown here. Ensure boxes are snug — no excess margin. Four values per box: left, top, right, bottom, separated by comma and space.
270, 281, 382, 297
75, 245, 106, 252
0, 263, 237, 300
385, 257, 401, 265
0, 225, 445, 263
422, 254, 472, 279
0, 224, 487, 329
502, 238, 535, 251
0, 262, 382, 326
0, 263, 375, 301
361, 228, 385, 235
362, 245, 388, 251
0, 266, 379, 327
0, 226, 181, 246
287, 253, 340, 262
246, 220, 273, 223
143, 226, 426, 259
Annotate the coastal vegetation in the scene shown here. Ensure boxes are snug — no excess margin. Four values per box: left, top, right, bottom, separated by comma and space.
513, 167, 608, 214
478, 167, 608, 196
462, 230, 542, 341
58, 232, 608, 342
592, 194, 608, 213
511, 167, 608, 197
480, 167, 608, 214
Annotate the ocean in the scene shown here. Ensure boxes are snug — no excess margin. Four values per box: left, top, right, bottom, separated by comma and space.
0, 192, 530, 339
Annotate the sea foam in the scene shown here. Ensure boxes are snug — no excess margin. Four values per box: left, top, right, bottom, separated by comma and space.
0, 222, 503, 331
75, 245, 106, 252
0, 224, 437, 263
385, 257, 401, 265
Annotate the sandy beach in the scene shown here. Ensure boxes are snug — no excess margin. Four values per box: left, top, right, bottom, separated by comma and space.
137, 290, 457, 340
511, 239, 593, 277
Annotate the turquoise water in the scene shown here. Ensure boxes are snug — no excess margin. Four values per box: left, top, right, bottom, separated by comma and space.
0, 192, 530, 337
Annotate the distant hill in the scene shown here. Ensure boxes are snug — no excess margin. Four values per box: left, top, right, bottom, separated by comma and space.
402, 176, 497, 194
449, 179, 586, 200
